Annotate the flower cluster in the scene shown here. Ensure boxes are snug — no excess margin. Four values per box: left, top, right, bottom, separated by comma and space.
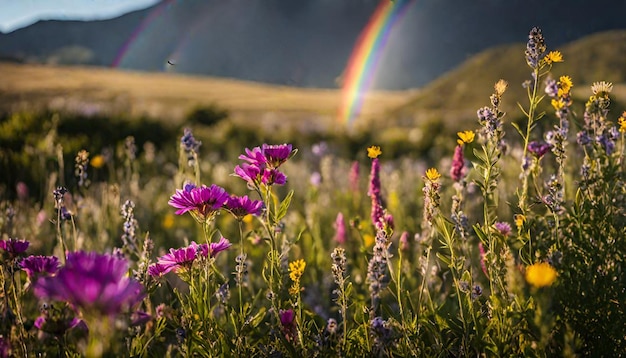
288, 259, 306, 295
234, 143, 294, 188
180, 127, 202, 167
168, 183, 229, 223
20, 255, 59, 278
74, 149, 90, 188
148, 239, 231, 277
422, 168, 441, 227
0, 237, 29, 259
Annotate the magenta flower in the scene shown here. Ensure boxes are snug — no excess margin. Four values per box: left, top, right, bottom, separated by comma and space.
20, 255, 60, 278
209, 237, 232, 257
349, 161, 360, 193
450, 145, 466, 182
262, 143, 293, 169
333, 213, 346, 244
225, 195, 264, 219
0, 237, 29, 257
527, 141, 552, 158
239, 146, 266, 166
34, 252, 145, 316
399, 231, 410, 251
494, 222, 512, 237
234, 163, 263, 185
368, 158, 384, 226
279, 308, 297, 342
262, 168, 287, 186
168, 184, 229, 223
153, 241, 208, 275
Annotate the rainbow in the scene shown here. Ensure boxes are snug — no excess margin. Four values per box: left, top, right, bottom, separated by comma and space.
338, 0, 413, 127
111, 0, 175, 68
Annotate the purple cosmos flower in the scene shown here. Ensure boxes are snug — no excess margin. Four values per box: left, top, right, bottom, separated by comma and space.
262, 143, 292, 169
333, 213, 346, 245
34, 252, 145, 316
20, 255, 60, 278
262, 168, 287, 186
527, 141, 552, 158
168, 184, 229, 222
147, 262, 171, 278
239, 146, 266, 166
450, 145, 466, 182
494, 222, 512, 237
209, 237, 232, 257
0, 238, 29, 258
225, 195, 264, 219
154, 241, 208, 274
234, 163, 263, 185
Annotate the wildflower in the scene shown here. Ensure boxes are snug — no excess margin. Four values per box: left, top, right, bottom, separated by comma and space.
525, 262, 557, 288
289, 259, 306, 295
527, 141, 552, 158
494, 79, 508, 96
333, 212, 346, 244
216, 283, 231, 304
457, 130, 475, 145
616, 112, 626, 132
493, 221, 512, 237
310, 172, 322, 187
74, 150, 90, 188
326, 318, 338, 335
514, 214, 526, 229
234, 163, 262, 185
399, 231, 409, 251
525, 27, 546, 68
209, 237, 232, 257
121, 199, 138, 251
544, 50, 563, 64
168, 184, 229, 223
367, 228, 391, 314
311, 142, 328, 157
545, 78, 559, 97
125, 136, 137, 162
478, 242, 488, 276
147, 262, 170, 278
559, 75, 573, 94
591, 81, 613, 96
279, 309, 297, 342
425, 168, 441, 182
20, 255, 60, 278
331, 247, 347, 286
151, 241, 209, 276
471, 285, 483, 299
262, 143, 293, 169
368, 153, 384, 227
225, 195, 264, 219
239, 146, 266, 166
0, 238, 29, 258
261, 168, 287, 186
450, 145, 466, 182
34, 251, 145, 316
367, 145, 382, 159
35, 314, 85, 336
90, 154, 105, 168
234, 254, 248, 287
180, 128, 202, 166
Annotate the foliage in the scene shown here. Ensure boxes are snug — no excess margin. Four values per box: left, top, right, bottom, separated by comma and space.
0, 27, 625, 357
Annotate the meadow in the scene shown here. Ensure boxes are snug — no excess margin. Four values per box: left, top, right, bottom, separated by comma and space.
1, 27, 625, 357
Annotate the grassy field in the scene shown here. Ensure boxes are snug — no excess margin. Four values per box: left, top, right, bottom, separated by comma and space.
0, 62, 414, 132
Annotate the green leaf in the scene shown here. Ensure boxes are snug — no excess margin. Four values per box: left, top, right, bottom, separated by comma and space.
275, 189, 294, 222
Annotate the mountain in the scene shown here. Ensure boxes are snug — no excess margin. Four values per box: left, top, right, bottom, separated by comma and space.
1, 0, 626, 90
386, 30, 626, 132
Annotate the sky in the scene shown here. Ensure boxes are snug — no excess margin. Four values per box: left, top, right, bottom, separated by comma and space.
0, 0, 159, 33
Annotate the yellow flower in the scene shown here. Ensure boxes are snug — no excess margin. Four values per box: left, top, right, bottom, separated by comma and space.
162, 213, 175, 229
551, 98, 565, 110
367, 145, 382, 159
457, 130, 475, 145
558, 75, 573, 94
618, 112, 626, 133
90, 154, 105, 168
545, 51, 563, 64
525, 262, 557, 288
514, 214, 525, 229
591, 81, 613, 96
289, 259, 306, 283
494, 79, 508, 96
425, 168, 441, 182
363, 234, 375, 248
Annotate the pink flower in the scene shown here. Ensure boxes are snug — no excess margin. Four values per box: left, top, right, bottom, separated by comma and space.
153, 241, 208, 274
225, 195, 264, 219
450, 145, 466, 182
168, 184, 229, 223
333, 213, 346, 244
209, 237, 232, 258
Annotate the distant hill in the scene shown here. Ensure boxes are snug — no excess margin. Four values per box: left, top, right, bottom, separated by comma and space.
1, 0, 625, 90
386, 30, 626, 132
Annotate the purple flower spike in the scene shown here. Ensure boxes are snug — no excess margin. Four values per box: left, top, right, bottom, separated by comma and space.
0, 238, 30, 257
225, 195, 264, 219
209, 237, 232, 257
168, 184, 229, 223
333, 213, 346, 245
262, 143, 292, 168
34, 252, 145, 316
450, 145, 466, 182
155, 241, 208, 274
527, 141, 552, 158
20, 255, 60, 278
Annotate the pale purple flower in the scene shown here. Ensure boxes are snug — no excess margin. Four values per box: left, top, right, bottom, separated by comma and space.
20, 255, 60, 278
333, 213, 346, 245
494, 222, 512, 237
0, 238, 29, 257
209, 237, 232, 257
225, 195, 264, 219
168, 184, 229, 222
34, 252, 145, 316
310, 172, 322, 187
262, 143, 292, 169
